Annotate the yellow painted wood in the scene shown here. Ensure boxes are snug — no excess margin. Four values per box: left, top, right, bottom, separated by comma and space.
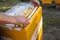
42, 0, 52, 4
37, 26, 43, 40
25, 7, 42, 40
36, 17, 42, 40
55, 0, 60, 4
0, 6, 42, 40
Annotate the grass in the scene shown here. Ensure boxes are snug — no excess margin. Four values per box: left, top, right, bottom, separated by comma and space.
43, 7, 60, 40
43, 7, 60, 29
0, 6, 11, 12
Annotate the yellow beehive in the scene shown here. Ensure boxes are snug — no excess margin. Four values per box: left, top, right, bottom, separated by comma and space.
55, 0, 60, 5
42, 0, 52, 4
37, 17, 43, 40
0, 6, 42, 40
